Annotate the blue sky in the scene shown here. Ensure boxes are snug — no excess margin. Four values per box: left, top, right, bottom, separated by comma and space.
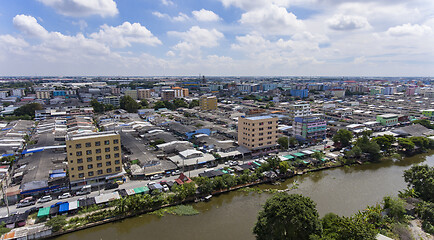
0, 0, 434, 76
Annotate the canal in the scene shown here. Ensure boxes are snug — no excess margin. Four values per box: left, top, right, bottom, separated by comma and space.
55, 152, 434, 240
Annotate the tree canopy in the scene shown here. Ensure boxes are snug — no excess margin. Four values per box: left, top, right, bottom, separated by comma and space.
277, 137, 289, 149
332, 129, 353, 148
403, 164, 434, 202
120, 96, 140, 113
254, 193, 322, 240
13, 103, 42, 118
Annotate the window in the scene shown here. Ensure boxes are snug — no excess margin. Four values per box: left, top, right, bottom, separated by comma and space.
268, 132, 272, 135
268, 127, 272, 129
75, 144, 81, 149
70, 160, 73, 163
87, 157, 92, 162
78, 166, 83, 171
86, 150, 92, 155
259, 122, 264, 125
69, 145, 72, 148
104, 140, 110, 145
76, 151, 82, 156
268, 121, 272, 124
252, 134, 255, 137
78, 173, 84, 178
95, 141, 101, 146
114, 153, 120, 158
70, 153, 72, 156
114, 146, 119, 151
105, 147, 110, 152
77, 158, 83, 163
97, 163, 102, 168
106, 168, 112, 173
85, 142, 91, 147
259, 128, 264, 131
105, 154, 111, 159
267, 142, 272, 144
259, 143, 263, 146
88, 171, 94, 177
96, 156, 102, 161
106, 161, 111, 166
115, 160, 120, 164
72, 175, 75, 178
259, 138, 263, 141
252, 145, 255, 147
87, 164, 93, 169
71, 167, 74, 171
259, 133, 263, 136
115, 167, 121, 172
113, 139, 119, 144
97, 170, 103, 175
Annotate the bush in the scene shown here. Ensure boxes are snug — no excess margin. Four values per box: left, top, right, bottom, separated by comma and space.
46, 215, 67, 232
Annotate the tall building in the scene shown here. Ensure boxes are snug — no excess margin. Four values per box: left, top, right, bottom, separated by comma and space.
137, 89, 153, 99
199, 96, 218, 111
171, 87, 189, 98
66, 131, 123, 190
288, 103, 311, 120
102, 96, 120, 106
161, 90, 175, 101
293, 115, 326, 143
237, 115, 279, 152
124, 90, 138, 100
290, 89, 309, 98
36, 90, 52, 99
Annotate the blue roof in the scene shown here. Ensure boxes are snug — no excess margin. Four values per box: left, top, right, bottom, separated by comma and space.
50, 173, 66, 178
245, 115, 275, 120
58, 202, 69, 213
2, 154, 14, 157
21, 148, 44, 154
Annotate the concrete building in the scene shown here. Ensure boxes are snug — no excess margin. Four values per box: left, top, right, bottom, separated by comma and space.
124, 90, 138, 100
421, 109, 434, 119
137, 89, 153, 99
161, 90, 175, 101
331, 89, 346, 98
288, 103, 311, 120
237, 115, 279, 151
290, 89, 309, 98
0, 91, 8, 99
66, 131, 123, 190
102, 96, 120, 106
376, 114, 398, 126
382, 87, 396, 95
293, 115, 326, 143
10, 89, 25, 97
171, 87, 189, 98
36, 90, 51, 99
199, 96, 218, 111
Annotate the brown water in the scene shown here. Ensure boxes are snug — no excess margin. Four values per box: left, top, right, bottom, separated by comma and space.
56, 152, 434, 240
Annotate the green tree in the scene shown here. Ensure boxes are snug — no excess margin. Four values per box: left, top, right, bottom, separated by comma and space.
194, 176, 214, 194
154, 101, 166, 110
120, 95, 140, 113
312, 151, 325, 162
372, 135, 395, 151
412, 119, 434, 129
332, 129, 353, 148
188, 99, 199, 109
409, 136, 430, 150
345, 146, 362, 159
90, 99, 105, 113
383, 196, 407, 222
13, 103, 42, 118
46, 215, 67, 232
140, 99, 149, 108
398, 138, 415, 153
355, 135, 381, 161
289, 137, 298, 147
313, 213, 376, 240
253, 193, 322, 240
278, 137, 289, 149
403, 164, 434, 202
173, 98, 188, 109
279, 161, 290, 174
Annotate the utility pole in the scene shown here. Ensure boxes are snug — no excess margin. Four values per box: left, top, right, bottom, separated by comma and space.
1, 179, 10, 216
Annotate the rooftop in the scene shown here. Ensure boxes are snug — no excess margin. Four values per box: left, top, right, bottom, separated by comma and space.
244, 115, 276, 121
66, 131, 118, 141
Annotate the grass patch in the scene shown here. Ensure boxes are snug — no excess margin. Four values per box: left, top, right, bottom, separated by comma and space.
150, 205, 199, 217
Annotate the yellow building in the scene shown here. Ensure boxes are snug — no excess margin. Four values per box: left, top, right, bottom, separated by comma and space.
137, 89, 153, 99
66, 131, 123, 189
237, 115, 279, 151
36, 90, 51, 99
199, 96, 218, 111
124, 90, 138, 100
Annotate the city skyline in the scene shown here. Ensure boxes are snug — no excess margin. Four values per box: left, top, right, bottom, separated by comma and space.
1, 0, 434, 76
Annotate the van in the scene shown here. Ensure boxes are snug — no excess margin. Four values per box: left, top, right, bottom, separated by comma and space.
76, 185, 91, 195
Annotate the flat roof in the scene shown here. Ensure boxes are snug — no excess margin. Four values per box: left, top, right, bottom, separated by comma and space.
67, 131, 118, 141
244, 115, 276, 121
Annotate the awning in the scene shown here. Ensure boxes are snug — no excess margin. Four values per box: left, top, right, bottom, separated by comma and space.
292, 152, 305, 157
133, 187, 145, 194
69, 201, 79, 211
145, 171, 164, 176
253, 161, 261, 167
37, 207, 50, 218
126, 189, 136, 196
301, 150, 315, 155
58, 203, 69, 214
283, 155, 294, 160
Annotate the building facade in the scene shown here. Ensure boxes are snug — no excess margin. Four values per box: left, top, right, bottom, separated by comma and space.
36, 90, 52, 99
137, 89, 153, 99
290, 89, 309, 98
199, 96, 218, 111
66, 131, 123, 189
376, 114, 398, 126
288, 103, 311, 120
124, 90, 138, 100
237, 115, 279, 151
161, 90, 175, 101
293, 115, 326, 143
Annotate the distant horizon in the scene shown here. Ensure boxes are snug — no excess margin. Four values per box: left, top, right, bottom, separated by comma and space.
1, 1, 434, 76
0, 75, 433, 79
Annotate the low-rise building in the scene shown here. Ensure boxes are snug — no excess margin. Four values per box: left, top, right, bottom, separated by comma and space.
124, 90, 138, 100
293, 115, 326, 143
288, 103, 311, 120
376, 114, 398, 126
199, 96, 218, 111
161, 90, 175, 101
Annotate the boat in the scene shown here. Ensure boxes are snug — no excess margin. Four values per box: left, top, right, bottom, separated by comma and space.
204, 195, 212, 201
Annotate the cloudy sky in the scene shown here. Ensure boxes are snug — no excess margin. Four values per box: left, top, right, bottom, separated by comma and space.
0, 0, 433, 76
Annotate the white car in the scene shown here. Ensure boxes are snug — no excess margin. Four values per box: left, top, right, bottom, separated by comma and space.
58, 193, 72, 199
37, 196, 52, 203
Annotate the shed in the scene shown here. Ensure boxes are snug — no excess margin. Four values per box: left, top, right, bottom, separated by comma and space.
133, 187, 146, 194
49, 206, 59, 216
94, 192, 120, 204
292, 152, 305, 157
68, 201, 79, 211
58, 202, 69, 214
283, 155, 294, 160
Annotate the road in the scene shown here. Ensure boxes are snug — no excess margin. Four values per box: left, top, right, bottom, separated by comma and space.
0, 143, 329, 217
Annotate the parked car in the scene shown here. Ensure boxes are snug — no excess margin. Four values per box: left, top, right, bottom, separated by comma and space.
37, 195, 52, 203
150, 174, 162, 180
76, 185, 91, 195
17, 199, 36, 208
162, 185, 169, 192
171, 170, 181, 176
58, 193, 72, 199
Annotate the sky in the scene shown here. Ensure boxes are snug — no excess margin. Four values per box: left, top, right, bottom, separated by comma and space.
0, 0, 434, 76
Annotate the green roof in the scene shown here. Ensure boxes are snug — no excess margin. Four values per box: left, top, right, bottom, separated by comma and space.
134, 187, 146, 194
283, 155, 294, 159
253, 161, 261, 166
221, 170, 228, 174
303, 160, 309, 164
292, 152, 305, 157
143, 186, 149, 192
37, 207, 50, 218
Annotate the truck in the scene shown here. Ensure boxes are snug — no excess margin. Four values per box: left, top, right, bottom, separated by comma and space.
76, 185, 91, 195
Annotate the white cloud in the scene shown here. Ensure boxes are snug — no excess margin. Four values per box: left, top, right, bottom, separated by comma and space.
169, 26, 224, 48
13, 15, 49, 38
239, 4, 303, 35
90, 22, 162, 48
166, 50, 175, 57
192, 9, 221, 22
386, 23, 432, 37
153, 11, 189, 22
160, 0, 174, 6
220, 0, 291, 10
72, 19, 88, 31
327, 14, 370, 31
38, 0, 118, 17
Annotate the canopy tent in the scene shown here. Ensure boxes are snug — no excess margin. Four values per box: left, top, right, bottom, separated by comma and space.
58, 203, 69, 214
292, 152, 305, 157
126, 189, 136, 196
133, 187, 146, 194
68, 201, 79, 211
37, 207, 50, 218
283, 155, 295, 160
301, 150, 315, 155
